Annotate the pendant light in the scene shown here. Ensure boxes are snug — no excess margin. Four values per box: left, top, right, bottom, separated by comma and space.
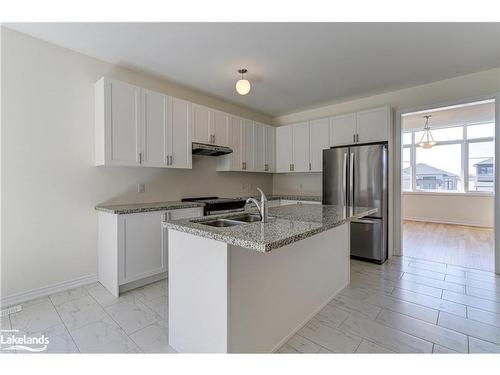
235, 68, 251, 95
417, 115, 436, 149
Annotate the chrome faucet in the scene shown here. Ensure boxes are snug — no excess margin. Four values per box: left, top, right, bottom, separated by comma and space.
246, 188, 269, 222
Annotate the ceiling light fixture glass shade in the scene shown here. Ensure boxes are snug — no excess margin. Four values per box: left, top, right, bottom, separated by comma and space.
417, 115, 436, 149
235, 69, 251, 95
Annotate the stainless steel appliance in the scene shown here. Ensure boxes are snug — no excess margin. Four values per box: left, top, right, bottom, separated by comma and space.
322, 143, 388, 264
191, 142, 233, 156
181, 196, 246, 216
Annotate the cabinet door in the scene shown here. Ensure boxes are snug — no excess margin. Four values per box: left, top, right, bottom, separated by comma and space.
119, 211, 166, 284
309, 118, 330, 172
330, 113, 357, 146
213, 111, 229, 146
169, 97, 192, 169
265, 125, 276, 173
292, 122, 310, 172
142, 89, 167, 167
254, 123, 266, 172
107, 79, 141, 165
356, 107, 389, 144
242, 119, 255, 171
229, 117, 243, 170
192, 104, 211, 144
276, 125, 293, 172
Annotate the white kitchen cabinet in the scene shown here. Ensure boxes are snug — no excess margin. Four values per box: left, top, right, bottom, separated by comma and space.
264, 125, 276, 173
168, 97, 192, 169
276, 125, 293, 172
95, 77, 191, 169
309, 118, 330, 172
292, 122, 310, 172
213, 111, 230, 146
95, 77, 141, 166
329, 107, 390, 146
276, 122, 310, 173
330, 113, 357, 147
142, 89, 167, 167
356, 107, 389, 144
254, 123, 266, 172
242, 119, 255, 171
98, 207, 204, 297
192, 104, 212, 144
216, 116, 243, 172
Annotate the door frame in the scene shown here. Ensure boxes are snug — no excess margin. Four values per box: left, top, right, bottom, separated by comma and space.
393, 92, 500, 274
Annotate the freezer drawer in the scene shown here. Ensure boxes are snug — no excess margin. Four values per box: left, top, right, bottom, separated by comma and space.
350, 218, 387, 264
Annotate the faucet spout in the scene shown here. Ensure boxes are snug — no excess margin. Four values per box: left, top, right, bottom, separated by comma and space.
246, 188, 269, 223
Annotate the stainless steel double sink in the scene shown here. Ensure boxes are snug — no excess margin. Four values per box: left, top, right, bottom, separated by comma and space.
193, 213, 267, 228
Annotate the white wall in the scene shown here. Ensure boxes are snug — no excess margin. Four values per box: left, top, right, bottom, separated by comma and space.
403, 193, 494, 227
0, 28, 272, 299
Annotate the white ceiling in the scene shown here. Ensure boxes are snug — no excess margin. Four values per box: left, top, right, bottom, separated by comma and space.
6, 23, 500, 116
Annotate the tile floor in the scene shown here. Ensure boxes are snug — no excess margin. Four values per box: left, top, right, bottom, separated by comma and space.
2, 256, 500, 353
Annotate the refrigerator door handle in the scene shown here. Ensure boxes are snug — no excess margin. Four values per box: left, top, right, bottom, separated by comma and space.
349, 152, 354, 207
343, 152, 347, 206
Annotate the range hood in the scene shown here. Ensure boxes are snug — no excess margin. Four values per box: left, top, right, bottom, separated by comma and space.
192, 142, 233, 156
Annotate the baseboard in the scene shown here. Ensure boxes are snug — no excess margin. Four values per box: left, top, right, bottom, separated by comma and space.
1, 274, 98, 308
404, 216, 493, 228
270, 280, 348, 353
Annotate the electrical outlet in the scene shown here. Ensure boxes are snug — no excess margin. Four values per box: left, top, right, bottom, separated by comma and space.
138, 183, 145, 193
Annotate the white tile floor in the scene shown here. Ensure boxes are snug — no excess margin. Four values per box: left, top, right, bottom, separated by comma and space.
2, 256, 500, 353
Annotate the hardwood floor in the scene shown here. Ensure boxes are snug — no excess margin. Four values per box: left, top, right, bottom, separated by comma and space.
278, 256, 500, 353
402, 220, 494, 272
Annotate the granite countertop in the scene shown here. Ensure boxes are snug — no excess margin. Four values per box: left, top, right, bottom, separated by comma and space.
164, 204, 377, 252
95, 201, 205, 214
95, 194, 322, 214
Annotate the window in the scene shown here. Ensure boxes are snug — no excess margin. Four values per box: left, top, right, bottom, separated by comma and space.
468, 140, 495, 192
415, 143, 462, 192
402, 121, 495, 194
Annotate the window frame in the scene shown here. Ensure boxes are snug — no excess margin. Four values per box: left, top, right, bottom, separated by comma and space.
402, 121, 495, 195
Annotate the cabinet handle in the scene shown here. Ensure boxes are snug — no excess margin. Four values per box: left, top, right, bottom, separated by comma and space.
264, 164, 268, 171
242, 162, 246, 170
356, 134, 359, 143
309, 162, 311, 171
213, 134, 216, 144
170, 155, 173, 165
139, 152, 142, 164
289, 164, 292, 171
165, 155, 169, 166
353, 134, 356, 143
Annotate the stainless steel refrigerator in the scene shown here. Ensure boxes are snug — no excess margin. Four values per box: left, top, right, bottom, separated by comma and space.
322, 143, 388, 264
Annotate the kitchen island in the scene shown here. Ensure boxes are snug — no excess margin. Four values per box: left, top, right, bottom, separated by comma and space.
164, 203, 376, 353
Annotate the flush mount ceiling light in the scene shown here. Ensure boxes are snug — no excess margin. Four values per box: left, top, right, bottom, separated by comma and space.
235, 68, 251, 95
417, 115, 436, 149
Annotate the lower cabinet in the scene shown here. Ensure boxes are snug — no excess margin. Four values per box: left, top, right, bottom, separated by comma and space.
98, 207, 204, 297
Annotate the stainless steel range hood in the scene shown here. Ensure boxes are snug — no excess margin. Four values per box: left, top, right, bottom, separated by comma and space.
192, 142, 233, 156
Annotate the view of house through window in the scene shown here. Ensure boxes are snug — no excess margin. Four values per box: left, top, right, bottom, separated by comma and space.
402, 107, 495, 194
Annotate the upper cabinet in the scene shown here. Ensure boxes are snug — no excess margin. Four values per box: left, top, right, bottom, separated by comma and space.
355, 107, 389, 144
292, 122, 310, 172
95, 78, 141, 166
276, 125, 293, 172
254, 123, 266, 172
213, 110, 230, 147
330, 107, 390, 146
330, 113, 357, 146
95, 77, 192, 169
169, 97, 192, 169
309, 118, 330, 172
242, 119, 255, 171
264, 125, 276, 173
192, 104, 212, 144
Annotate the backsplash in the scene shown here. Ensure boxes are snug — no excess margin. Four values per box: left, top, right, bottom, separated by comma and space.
272, 172, 322, 197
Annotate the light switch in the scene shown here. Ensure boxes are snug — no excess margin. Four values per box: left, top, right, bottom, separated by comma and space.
138, 183, 145, 193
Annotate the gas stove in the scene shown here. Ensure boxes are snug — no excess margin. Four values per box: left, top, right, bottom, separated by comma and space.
181, 196, 247, 216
